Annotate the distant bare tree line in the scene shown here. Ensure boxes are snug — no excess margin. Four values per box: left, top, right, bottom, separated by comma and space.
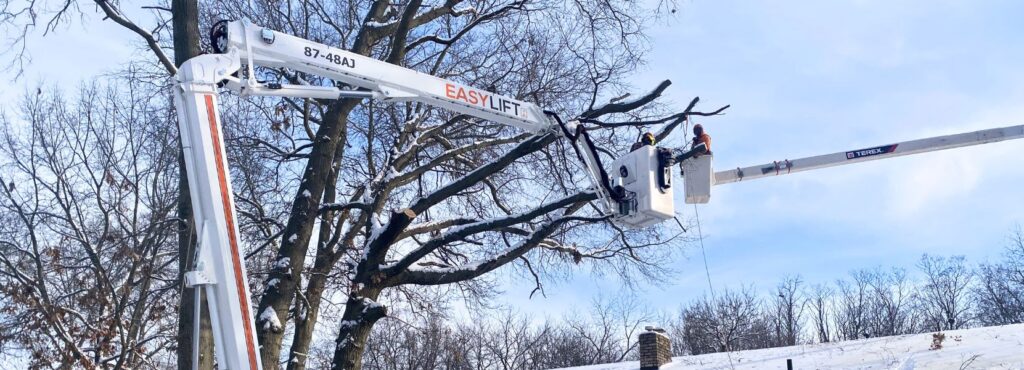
356, 294, 654, 370
668, 231, 1024, 356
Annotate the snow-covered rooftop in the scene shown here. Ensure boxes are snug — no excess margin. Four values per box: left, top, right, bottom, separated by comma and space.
551, 323, 1024, 370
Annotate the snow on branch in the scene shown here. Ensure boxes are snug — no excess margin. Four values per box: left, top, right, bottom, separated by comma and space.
396, 215, 608, 286
405, 0, 529, 51
365, 19, 400, 28
452, 4, 478, 16
391, 114, 470, 170
260, 307, 283, 332
382, 191, 596, 277
319, 201, 371, 214
387, 133, 530, 187
408, 132, 557, 214
362, 0, 468, 47
409, 0, 471, 29
396, 217, 478, 241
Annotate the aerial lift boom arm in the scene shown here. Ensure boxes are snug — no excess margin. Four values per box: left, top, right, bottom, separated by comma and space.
671, 124, 1024, 206
714, 124, 1024, 185
209, 20, 618, 209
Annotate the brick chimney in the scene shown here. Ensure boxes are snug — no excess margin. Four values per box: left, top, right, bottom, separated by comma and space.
639, 326, 672, 370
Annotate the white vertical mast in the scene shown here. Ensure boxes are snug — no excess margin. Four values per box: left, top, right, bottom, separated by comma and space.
175, 51, 263, 370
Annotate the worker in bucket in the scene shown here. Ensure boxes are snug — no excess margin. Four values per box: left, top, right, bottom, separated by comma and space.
692, 123, 712, 156
630, 132, 657, 151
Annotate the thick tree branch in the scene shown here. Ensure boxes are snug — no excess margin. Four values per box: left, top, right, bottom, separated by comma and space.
396, 215, 607, 285
409, 133, 557, 214
396, 217, 478, 241
355, 132, 559, 287
405, 0, 529, 52
382, 191, 596, 278
94, 0, 176, 75
579, 96, 730, 143
580, 80, 672, 119
385, 0, 423, 64
319, 202, 371, 214
655, 98, 729, 143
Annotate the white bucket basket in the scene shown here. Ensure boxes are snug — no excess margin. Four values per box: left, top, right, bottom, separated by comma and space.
683, 155, 713, 204
610, 146, 675, 228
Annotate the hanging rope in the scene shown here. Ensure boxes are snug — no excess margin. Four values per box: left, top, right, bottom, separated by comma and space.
692, 203, 715, 300
691, 203, 736, 369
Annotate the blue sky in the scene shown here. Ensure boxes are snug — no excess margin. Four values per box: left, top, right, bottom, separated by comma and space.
6, 1, 1024, 320
506, 0, 1024, 316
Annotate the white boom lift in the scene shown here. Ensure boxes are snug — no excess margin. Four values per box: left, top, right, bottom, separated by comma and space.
673, 124, 1024, 204
173, 20, 1024, 369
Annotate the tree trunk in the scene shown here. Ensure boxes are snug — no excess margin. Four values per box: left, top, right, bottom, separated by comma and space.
330, 289, 387, 370
255, 3, 391, 366
256, 101, 356, 369
172, 0, 212, 368
287, 147, 347, 370
285, 246, 332, 370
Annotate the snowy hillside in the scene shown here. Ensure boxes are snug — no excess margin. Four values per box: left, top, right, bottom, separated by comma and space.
552, 323, 1024, 370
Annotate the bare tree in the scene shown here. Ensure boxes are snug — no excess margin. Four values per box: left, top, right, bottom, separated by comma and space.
481, 311, 552, 370
0, 80, 180, 369
863, 267, 918, 337
679, 286, 765, 355
974, 227, 1024, 326
1, 0, 724, 368
1, 0, 212, 367
564, 294, 653, 364
806, 283, 833, 343
766, 275, 803, 346
917, 254, 974, 331
667, 308, 690, 355
363, 296, 653, 370
834, 270, 871, 340
362, 310, 481, 370
974, 262, 1024, 326
197, 1, 724, 368
531, 323, 598, 368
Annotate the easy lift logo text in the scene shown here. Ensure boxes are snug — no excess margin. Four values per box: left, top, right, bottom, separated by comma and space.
445, 83, 526, 118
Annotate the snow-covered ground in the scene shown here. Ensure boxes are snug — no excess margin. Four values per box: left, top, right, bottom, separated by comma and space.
552, 324, 1024, 370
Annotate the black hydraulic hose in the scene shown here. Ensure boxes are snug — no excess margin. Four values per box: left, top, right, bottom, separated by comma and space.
210, 20, 231, 54
544, 111, 624, 201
